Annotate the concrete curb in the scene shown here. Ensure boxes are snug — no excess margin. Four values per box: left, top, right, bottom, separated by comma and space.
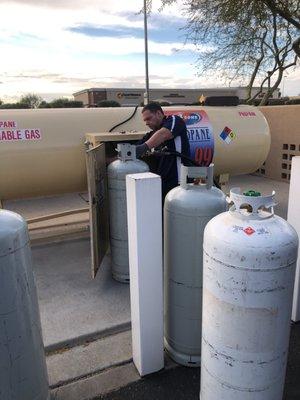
45, 322, 131, 354
50, 355, 177, 400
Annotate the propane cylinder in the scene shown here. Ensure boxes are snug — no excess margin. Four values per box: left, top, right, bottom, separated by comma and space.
108, 143, 149, 283
200, 188, 298, 400
0, 210, 50, 400
164, 165, 227, 366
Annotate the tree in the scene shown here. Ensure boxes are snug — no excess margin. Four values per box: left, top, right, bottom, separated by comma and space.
97, 100, 121, 107
49, 98, 83, 108
20, 93, 42, 108
0, 102, 30, 109
247, 11, 298, 104
38, 101, 51, 108
149, 0, 299, 104
260, 0, 300, 57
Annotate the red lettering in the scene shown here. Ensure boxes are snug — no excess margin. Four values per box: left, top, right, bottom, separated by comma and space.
239, 111, 256, 117
25, 129, 30, 139
34, 129, 41, 139
0, 121, 17, 128
203, 148, 212, 166
0, 131, 7, 140
7, 131, 13, 140
195, 147, 213, 166
17, 130, 22, 140
195, 147, 203, 165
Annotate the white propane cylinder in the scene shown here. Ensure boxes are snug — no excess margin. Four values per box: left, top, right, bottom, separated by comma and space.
0, 210, 49, 400
107, 143, 149, 283
200, 188, 298, 400
164, 165, 227, 367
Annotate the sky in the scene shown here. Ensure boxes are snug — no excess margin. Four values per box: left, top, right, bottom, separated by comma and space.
0, 0, 299, 102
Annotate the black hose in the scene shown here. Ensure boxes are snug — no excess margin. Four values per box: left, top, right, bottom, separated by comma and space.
109, 105, 139, 132
151, 148, 221, 189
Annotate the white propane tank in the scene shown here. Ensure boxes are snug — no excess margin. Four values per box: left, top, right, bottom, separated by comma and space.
0, 106, 270, 200
107, 143, 149, 283
200, 188, 298, 400
0, 210, 49, 400
164, 165, 227, 366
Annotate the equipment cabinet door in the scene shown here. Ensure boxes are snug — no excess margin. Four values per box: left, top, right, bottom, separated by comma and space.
86, 143, 109, 278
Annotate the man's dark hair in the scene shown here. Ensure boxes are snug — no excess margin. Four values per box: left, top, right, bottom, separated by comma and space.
142, 102, 164, 114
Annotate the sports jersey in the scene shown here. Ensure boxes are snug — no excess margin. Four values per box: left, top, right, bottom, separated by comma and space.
140, 114, 190, 198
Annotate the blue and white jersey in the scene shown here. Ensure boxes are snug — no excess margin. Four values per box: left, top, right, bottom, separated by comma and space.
140, 114, 190, 197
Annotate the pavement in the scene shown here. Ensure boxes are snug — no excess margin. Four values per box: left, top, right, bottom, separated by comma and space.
3, 174, 299, 400
32, 240, 131, 351
96, 323, 300, 400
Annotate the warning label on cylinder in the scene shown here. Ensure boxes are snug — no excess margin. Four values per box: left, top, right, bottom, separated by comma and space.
164, 109, 214, 166
0, 128, 42, 141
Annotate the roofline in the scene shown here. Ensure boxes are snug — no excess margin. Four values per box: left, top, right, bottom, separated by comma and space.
73, 86, 280, 96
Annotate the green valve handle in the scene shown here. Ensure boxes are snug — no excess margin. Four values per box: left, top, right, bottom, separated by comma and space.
243, 190, 261, 197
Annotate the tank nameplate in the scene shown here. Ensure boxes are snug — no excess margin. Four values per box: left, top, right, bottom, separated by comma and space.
165, 109, 214, 166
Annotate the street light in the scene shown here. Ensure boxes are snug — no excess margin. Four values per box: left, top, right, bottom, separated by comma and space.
282, 75, 287, 97
143, 0, 150, 105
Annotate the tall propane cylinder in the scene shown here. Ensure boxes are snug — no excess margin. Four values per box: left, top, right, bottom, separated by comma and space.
0, 210, 49, 400
108, 143, 149, 283
164, 165, 227, 366
201, 188, 298, 400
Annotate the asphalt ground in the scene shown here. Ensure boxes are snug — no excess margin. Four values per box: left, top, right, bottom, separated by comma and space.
98, 323, 300, 400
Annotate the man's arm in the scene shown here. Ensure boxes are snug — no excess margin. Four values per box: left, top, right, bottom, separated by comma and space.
135, 127, 172, 158
144, 127, 172, 149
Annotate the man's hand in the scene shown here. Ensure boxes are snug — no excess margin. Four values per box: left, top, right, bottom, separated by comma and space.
136, 143, 149, 158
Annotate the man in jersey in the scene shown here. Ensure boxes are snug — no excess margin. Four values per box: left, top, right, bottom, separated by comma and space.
135, 102, 190, 199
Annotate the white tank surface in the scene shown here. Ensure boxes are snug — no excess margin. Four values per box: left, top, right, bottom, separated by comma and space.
0, 106, 270, 200
0, 210, 49, 400
200, 188, 298, 400
108, 143, 149, 283
164, 165, 226, 367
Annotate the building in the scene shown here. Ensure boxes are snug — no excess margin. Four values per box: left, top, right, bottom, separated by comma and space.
73, 87, 280, 107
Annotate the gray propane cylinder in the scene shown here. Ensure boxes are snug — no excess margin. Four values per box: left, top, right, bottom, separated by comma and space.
200, 189, 298, 400
0, 210, 49, 400
164, 165, 227, 367
108, 143, 149, 283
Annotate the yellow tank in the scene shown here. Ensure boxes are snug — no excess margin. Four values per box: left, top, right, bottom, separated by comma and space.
0, 106, 270, 200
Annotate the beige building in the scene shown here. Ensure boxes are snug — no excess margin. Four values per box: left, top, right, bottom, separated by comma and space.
73, 87, 280, 107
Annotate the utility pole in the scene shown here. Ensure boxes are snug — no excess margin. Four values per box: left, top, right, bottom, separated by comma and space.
143, 0, 150, 105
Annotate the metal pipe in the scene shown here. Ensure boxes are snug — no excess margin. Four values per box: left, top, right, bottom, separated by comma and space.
143, 0, 150, 105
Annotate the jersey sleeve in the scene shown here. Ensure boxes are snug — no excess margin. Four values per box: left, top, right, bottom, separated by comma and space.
162, 115, 182, 138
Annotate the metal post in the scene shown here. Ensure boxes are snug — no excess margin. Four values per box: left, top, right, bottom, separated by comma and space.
143, 0, 150, 105
267, 71, 272, 92
282, 75, 287, 97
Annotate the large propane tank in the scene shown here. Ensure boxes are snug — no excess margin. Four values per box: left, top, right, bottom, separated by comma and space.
200, 188, 298, 400
108, 143, 149, 282
0, 106, 269, 200
0, 210, 49, 400
164, 165, 227, 366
